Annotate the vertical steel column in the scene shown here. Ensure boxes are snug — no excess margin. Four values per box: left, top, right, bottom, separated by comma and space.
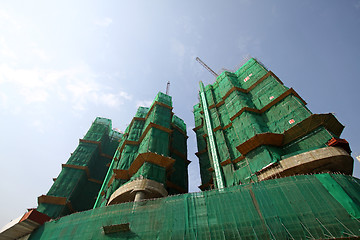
199, 81, 225, 189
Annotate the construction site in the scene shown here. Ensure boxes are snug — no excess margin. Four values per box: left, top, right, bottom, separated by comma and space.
0, 58, 359, 239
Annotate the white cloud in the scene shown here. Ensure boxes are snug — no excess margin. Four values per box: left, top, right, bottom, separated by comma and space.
0, 9, 22, 30
136, 100, 153, 108
94, 17, 113, 27
31, 120, 45, 133
0, 92, 8, 108
237, 36, 261, 55
32, 48, 50, 61
20, 88, 49, 104
118, 91, 132, 100
0, 63, 132, 111
0, 37, 17, 60
171, 39, 185, 58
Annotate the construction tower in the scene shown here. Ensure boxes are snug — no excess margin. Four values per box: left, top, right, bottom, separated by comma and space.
193, 58, 353, 190
1, 59, 360, 240
93, 92, 189, 207
37, 117, 122, 219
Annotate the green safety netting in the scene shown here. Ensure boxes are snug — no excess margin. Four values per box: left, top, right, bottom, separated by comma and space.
95, 92, 188, 208
30, 174, 360, 240
37, 117, 120, 219
193, 58, 346, 189
130, 162, 166, 184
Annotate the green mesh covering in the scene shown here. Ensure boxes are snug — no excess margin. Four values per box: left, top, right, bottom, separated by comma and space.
152, 91, 172, 106
37, 117, 120, 219
30, 174, 360, 239
316, 174, 360, 218
94, 92, 188, 208
172, 115, 186, 133
130, 162, 166, 184
135, 106, 149, 118
139, 128, 170, 155
282, 126, 337, 159
193, 58, 348, 188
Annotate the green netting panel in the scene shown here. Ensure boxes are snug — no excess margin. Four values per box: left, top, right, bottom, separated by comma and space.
195, 127, 207, 152
224, 90, 254, 119
239, 65, 268, 90
217, 72, 239, 97
222, 164, 236, 187
94, 117, 112, 126
172, 115, 186, 133
38, 168, 89, 218
232, 111, 268, 143
171, 128, 187, 154
282, 126, 336, 158
316, 174, 360, 218
88, 157, 111, 181
213, 130, 230, 162
143, 104, 172, 130
57, 170, 102, 212
217, 104, 231, 127
211, 81, 223, 104
264, 95, 311, 133
204, 85, 215, 107
152, 91, 172, 107
109, 129, 123, 141
31, 174, 360, 240
66, 143, 98, 167
70, 180, 102, 212
209, 108, 221, 129
36, 203, 70, 220
138, 128, 170, 156
198, 152, 212, 186
193, 104, 203, 129
234, 58, 257, 77
234, 163, 253, 184
135, 106, 149, 118
223, 126, 242, 160
47, 168, 87, 198
127, 119, 145, 141
130, 162, 166, 184
168, 155, 188, 191
246, 145, 282, 175
83, 118, 111, 142
116, 145, 139, 170
271, 107, 312, 134
102, 137, 120, 157
250, 75, 289, 110
66, 140, 113, 181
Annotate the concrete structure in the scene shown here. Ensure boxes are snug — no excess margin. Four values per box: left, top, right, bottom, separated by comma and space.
193, 58, 354, 190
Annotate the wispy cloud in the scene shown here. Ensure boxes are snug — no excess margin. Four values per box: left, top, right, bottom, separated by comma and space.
136, 100, 152, 108
237, 36, 261, 55
0, 37, 17, 60
355, 1, 360, 9
0, 62, 132, 111
32, 48, 50, 61
171, 39, 185, 58
94, 17, 113, 27
0, 9, 22, 30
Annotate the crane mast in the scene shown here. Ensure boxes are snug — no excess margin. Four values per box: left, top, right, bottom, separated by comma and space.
166, 81, 170, 95
196, 57, 218, 77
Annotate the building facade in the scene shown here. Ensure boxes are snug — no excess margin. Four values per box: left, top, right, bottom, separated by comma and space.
193, 58, 353, 190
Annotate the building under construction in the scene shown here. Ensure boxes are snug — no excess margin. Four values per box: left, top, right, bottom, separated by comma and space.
1, 58, 360, 240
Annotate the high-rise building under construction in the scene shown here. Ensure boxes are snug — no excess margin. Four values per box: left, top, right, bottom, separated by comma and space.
1, 58, 360, 240
193, 58, 353, 190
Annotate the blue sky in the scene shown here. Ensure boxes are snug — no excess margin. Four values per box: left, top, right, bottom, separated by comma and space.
0, 1, 359, 227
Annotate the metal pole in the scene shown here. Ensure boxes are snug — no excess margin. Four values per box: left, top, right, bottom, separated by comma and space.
199, 81, 224, 189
